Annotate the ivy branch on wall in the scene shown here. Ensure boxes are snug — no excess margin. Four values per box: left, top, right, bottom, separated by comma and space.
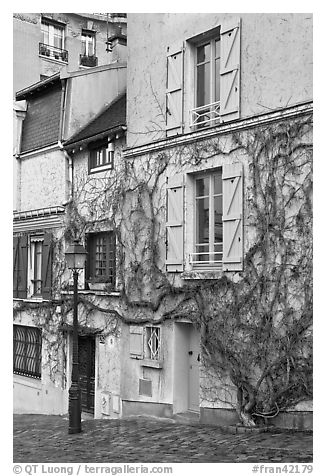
14, 113, 312, 426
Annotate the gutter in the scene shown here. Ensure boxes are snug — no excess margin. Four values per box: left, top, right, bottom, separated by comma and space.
64, 125, 126, 151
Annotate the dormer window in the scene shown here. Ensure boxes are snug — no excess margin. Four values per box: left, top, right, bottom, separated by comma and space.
88, 139, 114, 173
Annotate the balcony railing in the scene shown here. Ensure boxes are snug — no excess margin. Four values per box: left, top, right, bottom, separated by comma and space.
190, 100, 220, 128
190, 243, 223, 269
39, 42, 68, 63
80, 54, 98, 67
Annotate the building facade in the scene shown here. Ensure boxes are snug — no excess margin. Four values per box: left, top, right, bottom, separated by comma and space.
13, 13, 313, 429
13, 13, 127, 95
13, 63, 126, 415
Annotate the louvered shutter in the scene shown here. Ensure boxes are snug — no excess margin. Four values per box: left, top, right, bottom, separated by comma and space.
222, 163, 243, 271
13, 236, 19, 298
220, 18, 241, 122
41, 233, 53, 299
166, 174, 184, 272
130, 326, 143, 359
17, 235, 28, 298
166, 43, 184, 137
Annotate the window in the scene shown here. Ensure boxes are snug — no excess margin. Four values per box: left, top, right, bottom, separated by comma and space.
81, 30, 95, 57
13, 233, 53, 299
89, 141, 114, 173
40, 18, 67, 62
193, 36, 221, 128
145, 327, 161, 360
166, 163, 243, 273
165, 18, 241, 135
13, 325, 42, 379
193, 170, 223, 266
30, 237, 43, 295
86, 232, 116, 287
41, 19, 64, 49
80, 30, 98, 67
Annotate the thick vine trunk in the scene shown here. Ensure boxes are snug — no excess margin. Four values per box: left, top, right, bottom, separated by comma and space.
236, 386, 257, 427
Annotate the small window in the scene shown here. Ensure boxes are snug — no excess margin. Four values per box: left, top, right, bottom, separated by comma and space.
145, 327, 161, 361
89, 141, 114, 173
192, 170, 223, 267
81, 30, 95, 57
86, 232, 116, 287
30, 236, 43, 296
13, 325, 42, 379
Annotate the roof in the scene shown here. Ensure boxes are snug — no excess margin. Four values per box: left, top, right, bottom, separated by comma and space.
15, 73, 61, 101
64, 93, 126, 148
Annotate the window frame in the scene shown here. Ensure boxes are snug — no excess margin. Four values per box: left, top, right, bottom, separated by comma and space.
13, 325, 42, 379
88, 140, 115, 174
145, 326, 161, 361
191, 30, 221, 129
195, 35, 221, 109
27, 235, 44, 298
192, 169, 223, 269
86, 231, 116, 288
41, 18, 65, 49
81, 29, 96, 57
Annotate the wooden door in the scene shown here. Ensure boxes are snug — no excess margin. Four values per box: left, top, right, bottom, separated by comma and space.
78, 335, 95, 414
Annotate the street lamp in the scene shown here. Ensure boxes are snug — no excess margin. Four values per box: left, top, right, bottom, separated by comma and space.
65, 240, 87, 434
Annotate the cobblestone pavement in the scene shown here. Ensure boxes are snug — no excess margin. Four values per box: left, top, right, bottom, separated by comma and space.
13, 414, 313, 463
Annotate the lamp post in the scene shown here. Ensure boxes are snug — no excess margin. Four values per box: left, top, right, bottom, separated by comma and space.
65, 240, 87, 434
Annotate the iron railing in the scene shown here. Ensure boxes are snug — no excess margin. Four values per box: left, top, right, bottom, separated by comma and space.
39, 42, 68, 62
80, 54, 98, 67
190, 100, 220, 128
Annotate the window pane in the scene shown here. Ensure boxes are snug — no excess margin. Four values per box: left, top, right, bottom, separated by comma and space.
82, 38, 87, 55
214, 196, 223, 243
196, 177, 210, 197
197, 63, 210, 107
215, 57, 220, 101
53, 28, 63, 49
41, 24, 49, 44
36, 243, 42, 280
213, 172, 222, 195
197, 43, 210, 64
196, 197, 209, 245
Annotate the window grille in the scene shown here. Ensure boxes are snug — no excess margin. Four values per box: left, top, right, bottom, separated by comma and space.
13, 325, 42, 378
146, 327, 161, 360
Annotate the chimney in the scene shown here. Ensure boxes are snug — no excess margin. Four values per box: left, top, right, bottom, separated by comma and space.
107, 34, 127, 63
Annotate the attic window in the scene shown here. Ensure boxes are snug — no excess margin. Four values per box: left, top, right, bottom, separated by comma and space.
88, 140, 114, 173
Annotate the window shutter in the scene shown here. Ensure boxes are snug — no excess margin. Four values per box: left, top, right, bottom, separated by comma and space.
166, 43, 184, 137
41, 233, 53, 299
222, 163, 243, 271
13, 236, 19, 298
17, 235, 28, 298
220, 18, 241, 122
166, 174, 184, 272
130, 326, 143, 359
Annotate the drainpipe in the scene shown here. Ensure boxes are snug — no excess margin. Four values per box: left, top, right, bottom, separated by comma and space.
59, 78, 67, 144
13, 101, 27, 212
59, 142, 73, 203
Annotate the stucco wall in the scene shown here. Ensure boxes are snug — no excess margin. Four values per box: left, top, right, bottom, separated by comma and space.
20, 148, 67, 211
126, 13, 312, 148
64, 66, 127, 140
120, 320, 175, 406
13, 308, 68, 415
13, 13, 126, 95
